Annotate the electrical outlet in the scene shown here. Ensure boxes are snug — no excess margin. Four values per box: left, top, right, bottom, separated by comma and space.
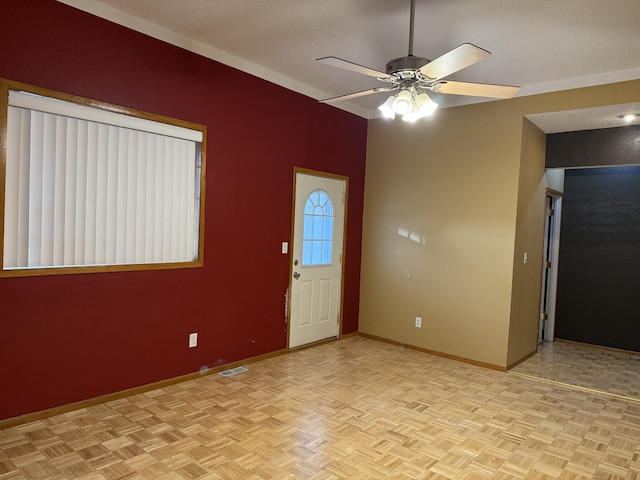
415, 316, 422, 328
189, 332, 198, 348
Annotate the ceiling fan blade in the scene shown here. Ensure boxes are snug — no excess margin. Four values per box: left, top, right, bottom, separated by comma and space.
419, 43, 491, 80
433, 80, 520, 99
319, 87, 396, 103
317, 56, 391, 79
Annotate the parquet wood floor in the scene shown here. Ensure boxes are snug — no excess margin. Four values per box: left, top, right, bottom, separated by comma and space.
511, 341, 640, 401
1, 336, 639, 479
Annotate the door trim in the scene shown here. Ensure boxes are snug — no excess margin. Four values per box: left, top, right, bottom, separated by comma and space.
538, 188, 563, 343
287, 167, 349, 350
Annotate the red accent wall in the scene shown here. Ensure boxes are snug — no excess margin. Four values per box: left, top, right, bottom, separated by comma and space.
0, 0, 366, 421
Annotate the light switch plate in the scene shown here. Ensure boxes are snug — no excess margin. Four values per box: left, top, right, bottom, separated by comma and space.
189, 332, 198, 348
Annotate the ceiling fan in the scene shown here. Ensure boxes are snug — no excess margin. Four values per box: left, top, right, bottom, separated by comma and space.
317, 0, 520, 121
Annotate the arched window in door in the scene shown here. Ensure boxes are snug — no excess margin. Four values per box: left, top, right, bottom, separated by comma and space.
302, 190, 334, 266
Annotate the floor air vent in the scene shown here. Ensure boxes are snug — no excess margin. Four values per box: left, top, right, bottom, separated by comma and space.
218, 366, 248, 377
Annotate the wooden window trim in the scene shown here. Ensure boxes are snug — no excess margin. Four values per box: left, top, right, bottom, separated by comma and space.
0, 78, 207, 278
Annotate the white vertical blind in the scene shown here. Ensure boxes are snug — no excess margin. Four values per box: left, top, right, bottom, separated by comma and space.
3, 94, 202, 270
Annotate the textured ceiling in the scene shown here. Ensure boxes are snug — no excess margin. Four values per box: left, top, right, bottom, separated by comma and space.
58, 0, 640, 131
527, 103, 640, 134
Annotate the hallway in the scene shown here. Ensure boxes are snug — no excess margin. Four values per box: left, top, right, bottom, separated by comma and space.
510, 341, 640, 402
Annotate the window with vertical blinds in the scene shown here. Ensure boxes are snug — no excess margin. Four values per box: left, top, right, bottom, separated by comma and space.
1, 79, 206, 276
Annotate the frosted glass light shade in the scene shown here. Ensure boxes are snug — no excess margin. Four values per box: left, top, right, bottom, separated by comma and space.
414, 93, 438, 116
392, 89, 413, 115
378, 96, 397, 119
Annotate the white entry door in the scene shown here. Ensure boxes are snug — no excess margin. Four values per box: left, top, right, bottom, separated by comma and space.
289, 171, 346, 348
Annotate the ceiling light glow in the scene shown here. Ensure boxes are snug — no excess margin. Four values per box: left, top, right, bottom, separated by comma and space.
619, 113, 639, 122
392, 89, 414, 115
380, 90, 438, 122
378, 96, 397, 119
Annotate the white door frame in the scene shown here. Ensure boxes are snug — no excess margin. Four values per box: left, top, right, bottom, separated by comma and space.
539, 189, 563, 343
287, 167, 348, 349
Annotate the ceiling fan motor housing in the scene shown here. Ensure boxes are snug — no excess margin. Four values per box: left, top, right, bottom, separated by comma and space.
385, 55, 429, 75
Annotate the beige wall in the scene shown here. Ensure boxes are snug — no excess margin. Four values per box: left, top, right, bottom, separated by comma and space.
506, 118, 547, 367
360, 79, 640, 369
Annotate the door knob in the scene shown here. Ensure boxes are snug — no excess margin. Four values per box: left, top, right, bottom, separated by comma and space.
293, 272, 300, 280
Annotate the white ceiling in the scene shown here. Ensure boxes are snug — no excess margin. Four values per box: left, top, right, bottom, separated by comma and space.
58, 0, 640, 131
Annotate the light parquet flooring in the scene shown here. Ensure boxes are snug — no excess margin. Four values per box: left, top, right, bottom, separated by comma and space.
510, 341, 640, 401
1, 336, 640, 479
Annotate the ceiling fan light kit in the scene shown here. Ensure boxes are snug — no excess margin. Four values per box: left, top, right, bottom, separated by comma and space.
393, 89, 414, 115
317, 0, 520, 121
379, 90, 438, 122
378, 96, 397, 119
